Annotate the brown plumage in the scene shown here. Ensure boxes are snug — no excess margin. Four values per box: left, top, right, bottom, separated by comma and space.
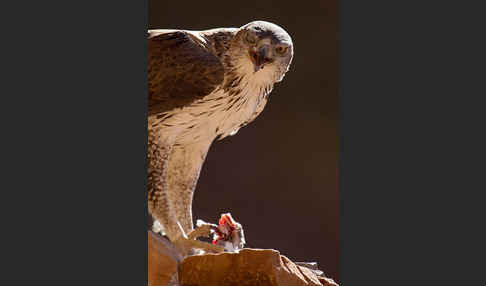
147, 21, 294, 256
148, 30, 226, 116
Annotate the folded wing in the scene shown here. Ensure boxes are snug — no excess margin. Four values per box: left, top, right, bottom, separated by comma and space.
148, 30, 225, 116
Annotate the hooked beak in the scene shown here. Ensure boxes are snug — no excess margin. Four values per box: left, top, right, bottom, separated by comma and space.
250, 45, 269, 72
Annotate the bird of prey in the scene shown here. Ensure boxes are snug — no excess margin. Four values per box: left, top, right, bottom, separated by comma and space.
147, 20, 294, 256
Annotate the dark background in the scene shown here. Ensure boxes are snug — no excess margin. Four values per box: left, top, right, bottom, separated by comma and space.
149, 0, 339, 280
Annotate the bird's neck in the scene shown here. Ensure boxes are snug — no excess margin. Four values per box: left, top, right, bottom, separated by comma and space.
223, 54, 275, 98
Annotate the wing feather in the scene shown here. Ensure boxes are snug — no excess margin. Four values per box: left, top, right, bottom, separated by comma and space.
148, 30, 225, 116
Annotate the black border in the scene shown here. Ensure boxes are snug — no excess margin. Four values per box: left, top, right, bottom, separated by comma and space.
339, 1, 484, 285
8, 1, 148, 284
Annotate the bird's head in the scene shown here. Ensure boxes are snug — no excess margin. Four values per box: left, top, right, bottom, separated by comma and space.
230, 21, 293, 84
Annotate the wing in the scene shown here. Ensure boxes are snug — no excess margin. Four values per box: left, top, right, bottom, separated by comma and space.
148, 30, 225, 116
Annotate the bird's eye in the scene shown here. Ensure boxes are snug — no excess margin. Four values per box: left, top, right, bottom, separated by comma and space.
245, 33, 257, 44
275, 46, 288, 55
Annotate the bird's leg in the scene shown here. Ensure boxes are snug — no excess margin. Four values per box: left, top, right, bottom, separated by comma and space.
166, 142, 223, 255
149, 132, 221, 255
166, 141, 212, 233
148, 133, 184, 243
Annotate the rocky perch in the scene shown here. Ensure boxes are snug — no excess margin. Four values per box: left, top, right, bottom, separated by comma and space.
149, 231, 338, 286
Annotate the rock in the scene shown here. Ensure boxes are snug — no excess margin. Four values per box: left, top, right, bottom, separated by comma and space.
148, 231, 181, 286
147, 231, 339, 286
318, 276, 339, 286
178, 248, 339, 286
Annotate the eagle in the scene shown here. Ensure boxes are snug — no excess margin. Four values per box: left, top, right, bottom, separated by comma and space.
147, 21, 294, 256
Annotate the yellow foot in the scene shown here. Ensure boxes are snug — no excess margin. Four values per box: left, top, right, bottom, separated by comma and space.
187, 221, 218, 240
173, 236, 224, 256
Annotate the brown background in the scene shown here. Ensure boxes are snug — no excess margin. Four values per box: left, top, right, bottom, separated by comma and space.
149, 0, 339, 281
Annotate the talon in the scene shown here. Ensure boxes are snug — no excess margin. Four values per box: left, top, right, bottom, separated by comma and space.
187, 224, 211, 240
187, 220, 219, 240
173, 235, 224, 256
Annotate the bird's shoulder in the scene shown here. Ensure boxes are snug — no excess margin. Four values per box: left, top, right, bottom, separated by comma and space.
199, 28, 238, 59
